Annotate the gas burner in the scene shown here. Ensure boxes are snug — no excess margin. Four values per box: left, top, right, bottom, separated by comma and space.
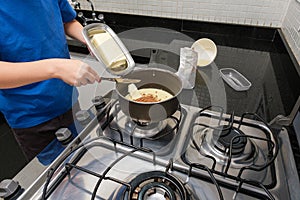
114, 105, 168, 138
193, 126, 258, 168
134, 120, 152, 126
123, 119, 168, 138
117, 171, 192, 200
213, 125, 247, 155
112, 104, 181, 139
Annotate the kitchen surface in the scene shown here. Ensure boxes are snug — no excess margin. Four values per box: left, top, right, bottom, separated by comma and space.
1, 1, 300, 200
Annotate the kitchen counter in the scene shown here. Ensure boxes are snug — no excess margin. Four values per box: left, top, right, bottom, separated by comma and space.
71, 11, 300, 123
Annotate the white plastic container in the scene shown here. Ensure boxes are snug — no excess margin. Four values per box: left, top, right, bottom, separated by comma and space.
219, 68, 251, 91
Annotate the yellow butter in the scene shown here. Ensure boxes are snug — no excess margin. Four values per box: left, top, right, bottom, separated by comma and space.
91, 32, 127, 69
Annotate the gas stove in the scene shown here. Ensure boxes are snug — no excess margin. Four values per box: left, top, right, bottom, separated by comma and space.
15, 91, 299, 200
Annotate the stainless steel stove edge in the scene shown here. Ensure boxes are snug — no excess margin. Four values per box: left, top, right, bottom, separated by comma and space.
278, 128, 300, 200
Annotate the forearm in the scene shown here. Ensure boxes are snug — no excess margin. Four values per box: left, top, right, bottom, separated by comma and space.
0, 59, 60, 89
0, 58, 100, 89
64, 20, 86, 44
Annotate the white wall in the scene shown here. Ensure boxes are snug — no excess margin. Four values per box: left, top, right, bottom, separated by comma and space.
79, 0, 289, 27
282, 0, 300, 65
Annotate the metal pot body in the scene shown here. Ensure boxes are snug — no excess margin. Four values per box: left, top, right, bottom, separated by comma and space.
116, 68, 182, 123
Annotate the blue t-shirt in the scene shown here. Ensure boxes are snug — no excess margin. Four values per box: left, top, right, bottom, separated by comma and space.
0, 0, 78, 128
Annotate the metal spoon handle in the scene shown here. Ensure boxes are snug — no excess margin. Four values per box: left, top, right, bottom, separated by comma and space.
101, 77, 141, 84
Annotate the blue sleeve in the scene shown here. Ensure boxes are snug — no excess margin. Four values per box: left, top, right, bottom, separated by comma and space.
59, 0, 77, 23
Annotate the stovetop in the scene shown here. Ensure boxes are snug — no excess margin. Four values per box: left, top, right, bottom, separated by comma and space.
68, 12, 300, 184
16, 92, 299, 200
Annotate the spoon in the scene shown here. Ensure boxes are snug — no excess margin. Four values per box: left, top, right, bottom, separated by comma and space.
101, 77, 141, 84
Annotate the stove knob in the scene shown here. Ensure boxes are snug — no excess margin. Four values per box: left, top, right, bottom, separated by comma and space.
92, 96, 106, 110
55, 128, 73, 146
0, 179, 20, 199
75, 110, 91, 125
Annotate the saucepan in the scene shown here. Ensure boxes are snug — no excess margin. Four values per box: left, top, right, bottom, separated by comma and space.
116, 68, 182, 123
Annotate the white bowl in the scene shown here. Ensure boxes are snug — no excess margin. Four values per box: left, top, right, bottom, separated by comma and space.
191, 38, 217, 67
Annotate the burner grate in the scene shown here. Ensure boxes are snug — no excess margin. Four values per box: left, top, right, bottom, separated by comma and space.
41, 136, 157, 200
41, 135, 216, 200
41, 135, 224, 200
98, 103, 182, 155
181, 106, 279, 200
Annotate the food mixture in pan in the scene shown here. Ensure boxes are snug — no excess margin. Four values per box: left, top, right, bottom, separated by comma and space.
134, 93, 158, 102
126, 84, 173, 102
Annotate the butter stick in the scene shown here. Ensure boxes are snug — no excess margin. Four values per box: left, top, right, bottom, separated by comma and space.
91, 32, 127, 69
